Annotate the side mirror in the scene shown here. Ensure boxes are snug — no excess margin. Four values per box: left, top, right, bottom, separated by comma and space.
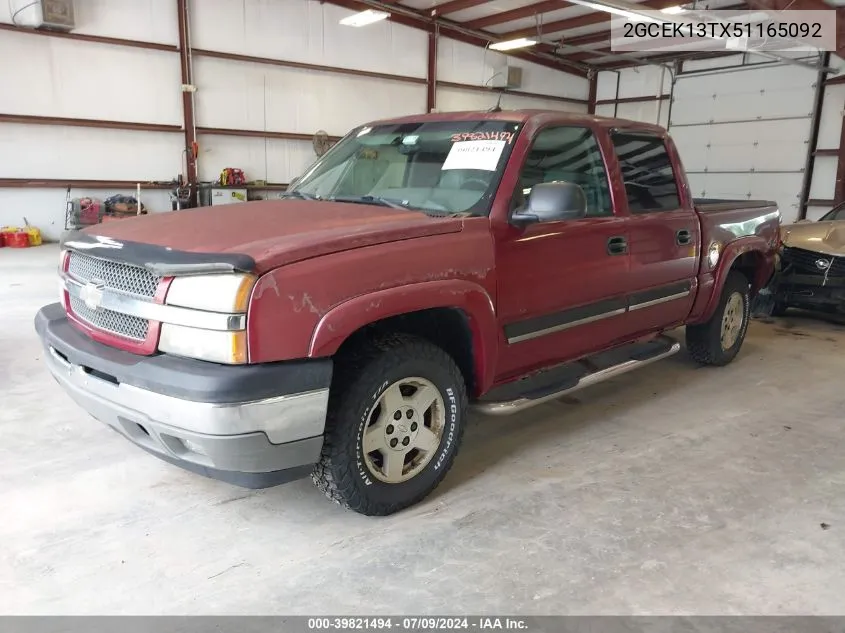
510, 181, 587, 228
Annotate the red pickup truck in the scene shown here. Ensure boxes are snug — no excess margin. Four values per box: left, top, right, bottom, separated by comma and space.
36, 110, 780, 516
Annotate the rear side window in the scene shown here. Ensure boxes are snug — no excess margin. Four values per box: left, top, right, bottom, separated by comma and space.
610, 132, 681, 213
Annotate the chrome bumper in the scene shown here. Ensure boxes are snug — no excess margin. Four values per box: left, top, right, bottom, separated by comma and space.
36, 304, 330, 488
44, 345, 325, 485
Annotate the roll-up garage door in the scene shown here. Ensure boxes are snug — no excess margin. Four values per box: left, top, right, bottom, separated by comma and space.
668, 61, 818, 223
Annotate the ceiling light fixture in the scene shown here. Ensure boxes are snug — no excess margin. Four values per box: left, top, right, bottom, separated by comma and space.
660, 5, 686, 14
339, 9, 390, 27
566, 0, 667, 23
489, 37, 537, 51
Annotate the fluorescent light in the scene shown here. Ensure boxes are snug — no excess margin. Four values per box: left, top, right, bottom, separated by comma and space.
566, 0, 665, 23
339, 9, 389, 27
660, 5, 686, 14
490, 37, 537, 51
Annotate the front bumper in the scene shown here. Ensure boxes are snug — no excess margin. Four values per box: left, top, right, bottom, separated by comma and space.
35, 303, 332, 488
773, 273, 845, 312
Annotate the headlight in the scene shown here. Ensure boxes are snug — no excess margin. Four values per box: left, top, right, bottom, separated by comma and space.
707, 241, 721, 268
159, 273, 256, 364
159, 323, 248, 364
58, 250, 69, 304
166, 273, 256, 312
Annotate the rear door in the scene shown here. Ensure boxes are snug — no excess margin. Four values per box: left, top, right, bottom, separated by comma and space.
608, 130, 699, 332
493, 124, 631, 381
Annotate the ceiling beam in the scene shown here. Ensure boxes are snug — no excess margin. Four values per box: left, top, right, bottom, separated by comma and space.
464, 0, 569, 30
597, 50, 732, 69
499, 0, 681, 40
323, 0, 590, 76
742, 0, 845, 58
430, 0, 492, 16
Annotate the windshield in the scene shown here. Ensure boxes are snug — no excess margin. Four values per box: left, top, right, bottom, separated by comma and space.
820, 201, 845, 222
287, 120, 523, 216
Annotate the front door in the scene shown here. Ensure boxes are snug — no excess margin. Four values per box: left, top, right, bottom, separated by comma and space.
494, 125, 631, 382
608, 130, 699, 333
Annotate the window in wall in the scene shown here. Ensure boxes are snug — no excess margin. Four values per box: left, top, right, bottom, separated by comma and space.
610, 132, 681, 213
515, 126, 612, 218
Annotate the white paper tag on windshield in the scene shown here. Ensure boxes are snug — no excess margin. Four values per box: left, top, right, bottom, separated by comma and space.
441, 140, 505, 171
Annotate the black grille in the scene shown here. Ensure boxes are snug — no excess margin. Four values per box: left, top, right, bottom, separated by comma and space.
781, 247, 845, 276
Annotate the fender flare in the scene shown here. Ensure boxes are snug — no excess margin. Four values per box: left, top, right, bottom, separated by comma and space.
308, 279, 499, 394
698, 236, 772, 322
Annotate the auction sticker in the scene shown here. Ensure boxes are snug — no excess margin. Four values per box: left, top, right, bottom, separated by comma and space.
441, 140, 505, 172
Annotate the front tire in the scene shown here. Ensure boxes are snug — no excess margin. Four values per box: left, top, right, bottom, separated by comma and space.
686, 271, 751, 366
312, 334, 468, 516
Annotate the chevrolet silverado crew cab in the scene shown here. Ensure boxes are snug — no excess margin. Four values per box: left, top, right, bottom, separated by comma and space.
36, 110, 781, 516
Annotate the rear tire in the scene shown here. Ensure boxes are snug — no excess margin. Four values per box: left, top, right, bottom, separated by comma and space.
312, 334, 467, 516
686, 271, 750, 366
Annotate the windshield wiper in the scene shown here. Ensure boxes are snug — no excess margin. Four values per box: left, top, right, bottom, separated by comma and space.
330, 195, 412, 210
280, 191, 318, 201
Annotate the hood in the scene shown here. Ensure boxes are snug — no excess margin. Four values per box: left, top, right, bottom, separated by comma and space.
82, 199, 464, 272
780, 220, 845, 257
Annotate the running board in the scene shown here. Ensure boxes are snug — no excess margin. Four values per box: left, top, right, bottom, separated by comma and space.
472, 336, 681, 416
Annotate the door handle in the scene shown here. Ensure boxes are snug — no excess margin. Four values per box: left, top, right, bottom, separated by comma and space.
607, 236, 628, 256
676, 229, 692, 245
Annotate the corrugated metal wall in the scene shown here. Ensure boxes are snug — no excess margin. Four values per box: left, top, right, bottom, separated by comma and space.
0, 0, 589, 240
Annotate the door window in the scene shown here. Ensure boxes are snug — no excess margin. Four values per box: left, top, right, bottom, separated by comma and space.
515, 126, 612, 218
610, 132, 681, 213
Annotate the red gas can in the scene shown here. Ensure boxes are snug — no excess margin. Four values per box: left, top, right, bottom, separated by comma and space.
6, 231, 30, 248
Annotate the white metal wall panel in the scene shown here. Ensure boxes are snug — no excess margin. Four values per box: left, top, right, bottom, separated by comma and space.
1, 0, 178, 43
806, 205, 834, 220
435, 86, 588, 114
0, 31, 182, 125
198, 135, 318, 185
68, 0, 178, 44
594, 101, 669, 127
596, 72, 617, 102
816, 84, 845, 149
190, 0, 427, 79
436, 37, 589, 101
0, 124, 184, 181
618, 101, 669, 127
669, 63, 818, 222
194, 56, 426, 134
808, 157, 838, 201
596, 67, 671, 102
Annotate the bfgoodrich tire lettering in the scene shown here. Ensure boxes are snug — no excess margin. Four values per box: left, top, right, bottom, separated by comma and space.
312, 334, 467, 516
686, 270, 751, 366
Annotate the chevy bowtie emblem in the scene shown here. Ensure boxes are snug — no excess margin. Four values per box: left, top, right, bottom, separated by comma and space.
816, 259, 832, 271
80, 280, 106, 311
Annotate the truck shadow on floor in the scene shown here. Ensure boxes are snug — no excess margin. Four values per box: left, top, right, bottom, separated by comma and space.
433, 344, 717, 498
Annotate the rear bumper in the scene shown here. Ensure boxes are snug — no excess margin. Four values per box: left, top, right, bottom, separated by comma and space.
35, 303, 332, 488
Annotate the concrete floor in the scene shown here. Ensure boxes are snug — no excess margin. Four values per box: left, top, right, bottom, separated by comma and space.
2, 244, 845, 615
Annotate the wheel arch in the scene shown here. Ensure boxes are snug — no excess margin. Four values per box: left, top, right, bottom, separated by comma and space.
308, 280, 499, 396
693, 237, 774, 323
